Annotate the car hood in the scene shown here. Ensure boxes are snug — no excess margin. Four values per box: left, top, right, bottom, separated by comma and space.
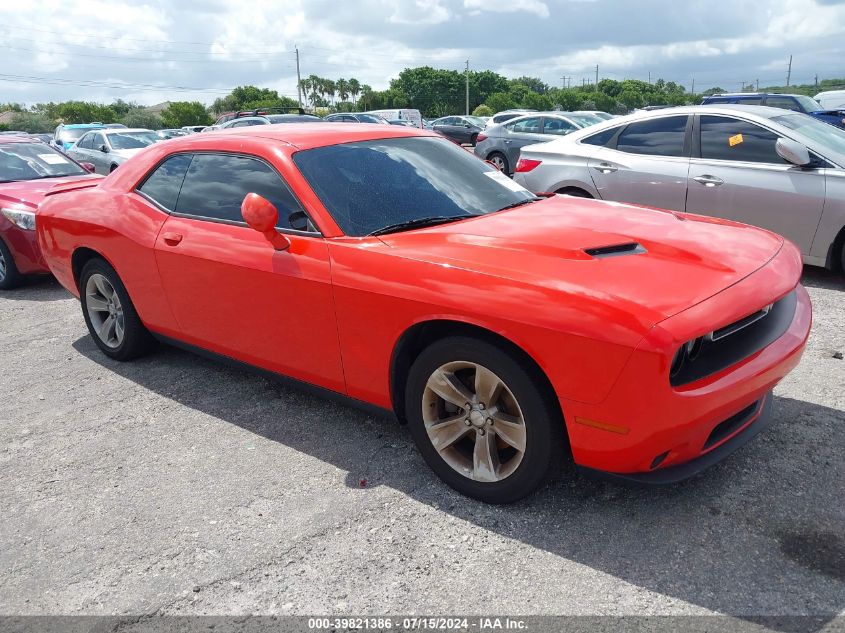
0, 173, 102, 209
378, 196, 784, 327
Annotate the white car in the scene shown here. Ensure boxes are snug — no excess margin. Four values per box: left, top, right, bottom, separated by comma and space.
65, 128, 159, 174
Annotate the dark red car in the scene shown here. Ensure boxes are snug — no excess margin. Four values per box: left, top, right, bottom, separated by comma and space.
0, 136, 100, 289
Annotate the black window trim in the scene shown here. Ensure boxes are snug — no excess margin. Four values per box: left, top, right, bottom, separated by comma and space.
132, 150, 323, 237
608, 114, 692, 157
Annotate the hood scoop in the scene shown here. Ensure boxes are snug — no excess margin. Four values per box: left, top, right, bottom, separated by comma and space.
584, 242, 646, 259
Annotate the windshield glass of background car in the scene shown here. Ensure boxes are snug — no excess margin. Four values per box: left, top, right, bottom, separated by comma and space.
357, 114, 383, 124
293, 136, 535, 237
465, 116, 486, 127
58, 128, 92, 142
771, 113, 845, 157
0, 143, 86, 181
616, 115, 688, 157
108, 132, 159, 150
699, 116, 787, 164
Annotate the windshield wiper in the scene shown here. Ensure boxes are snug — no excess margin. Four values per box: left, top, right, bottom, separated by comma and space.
495, 197, 543, 213
368, 215, 478, 236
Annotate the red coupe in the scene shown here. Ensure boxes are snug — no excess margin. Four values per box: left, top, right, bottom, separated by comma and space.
36, 124, 811, 503
0, 135, 100, 289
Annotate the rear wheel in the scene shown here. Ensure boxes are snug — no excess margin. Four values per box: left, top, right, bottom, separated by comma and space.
79, 258, 156, 361
405, 336, 564, 503
487, 152, 509, 174
557, 187, 593, 198
0, 238, 24, 290
470, 133, 478, 146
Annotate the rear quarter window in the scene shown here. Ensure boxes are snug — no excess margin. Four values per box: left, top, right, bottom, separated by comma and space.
136, 154, 193, 211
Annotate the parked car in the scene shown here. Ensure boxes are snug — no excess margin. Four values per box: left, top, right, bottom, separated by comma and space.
156, 129, 189, 139
814, 90, 845, 110
0, 135, 100, 289
513, 105, 845, 274
262, 113, 323, 124
474, 112, 591, 174
181, 126, 207, 134
103, 123, 128, 129
570, 111, 611, 125
701, 93, 845, 129
488, 109, 537, 126
53, 123, 106, 151
216, 117, 271, 129
386, 119, 417, 127
216, 114, 323, 129
366, 109, 423, 128
213, 107, 312, 126
36, 123, 810, 502
574, 110, 615, 121
324, 113, 389, 124
66, 128, 160, 174
28, 133, 54, 144
430, 116, 486, 145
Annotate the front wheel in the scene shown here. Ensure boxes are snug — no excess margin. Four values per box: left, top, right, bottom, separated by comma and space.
405, 336, 564, 503
0, 238, 24, 290
487, 152, 509, 174
79, 258, 156, 361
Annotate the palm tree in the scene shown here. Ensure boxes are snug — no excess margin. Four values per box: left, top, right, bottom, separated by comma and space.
306, 75, 321, 107
323, 78, 336, 106
348, 78, 361, 106
336, 78, 350, 104
298, 77, 311, 106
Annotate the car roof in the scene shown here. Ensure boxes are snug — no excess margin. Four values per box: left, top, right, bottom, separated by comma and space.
706, 92, 806, 98
157, 122, 436, 152
100, 128, 155, 134
0, 134, 41, 144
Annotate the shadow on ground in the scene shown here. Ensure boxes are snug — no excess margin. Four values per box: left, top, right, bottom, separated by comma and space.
71, 333, 844, 631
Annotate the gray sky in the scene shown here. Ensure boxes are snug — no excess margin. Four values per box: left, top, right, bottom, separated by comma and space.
1, 0, 843, 106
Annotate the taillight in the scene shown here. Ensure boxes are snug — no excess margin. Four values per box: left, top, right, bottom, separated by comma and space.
515, 158, 542, 173
476, 133, 487, 143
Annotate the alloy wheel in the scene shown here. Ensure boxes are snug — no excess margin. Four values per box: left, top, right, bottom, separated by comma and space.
422, 361, 527, 482
489, 155, 506, 171
85, 273, 125, 349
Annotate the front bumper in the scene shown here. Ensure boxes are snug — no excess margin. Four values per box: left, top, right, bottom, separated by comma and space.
0, 222, 48, 275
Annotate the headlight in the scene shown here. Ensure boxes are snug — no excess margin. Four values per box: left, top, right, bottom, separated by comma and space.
1, 207, 36, 231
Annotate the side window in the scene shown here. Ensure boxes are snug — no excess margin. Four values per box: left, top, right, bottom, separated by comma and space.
174, 153, 309, 230
616, 116, 688, 157
137, 154, 193, 211
543, 118, 577, 135
699, 116, 787, 164
581, 126, 620, 147
77, 133, 93, 149
507, 117, 542, 133
737, 96, 763, 105
93, 133, 107, 149
765, 96, 802, 112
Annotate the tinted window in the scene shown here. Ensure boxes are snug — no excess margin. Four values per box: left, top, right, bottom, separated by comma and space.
699, 116, 787, 164
507, 117, 541, 133
736, 96, 763, 105
581, 126, 620, 146
174, 153, 306, 228
137, 154, 192, 211
765, 96, 802, 112
543, 117, 577, 136
93, 133, 107, 149
108, 131, 158, 149
78, 133, 93, 149
292, 136, 536, 237
616, 116, 688, 157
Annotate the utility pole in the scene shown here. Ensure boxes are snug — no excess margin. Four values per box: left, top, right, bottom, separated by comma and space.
595, 64, 599, 87
756, 78, 759, 91
561, 76, 566, 89
648, 71, 651, 84
815, 74, 819, 90
295, 46, 303, 108
465, 59, 469, 115
691, 78, 695, 95
786, 54, 792, 86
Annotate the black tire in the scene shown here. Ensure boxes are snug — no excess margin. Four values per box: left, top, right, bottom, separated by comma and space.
0, 237, 24, 290
79, 258, 156, 361
470, 133, 478, 146
405, 336, 565, 503
487, 152, 509, 175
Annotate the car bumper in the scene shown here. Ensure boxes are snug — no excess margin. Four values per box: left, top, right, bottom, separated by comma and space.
1, 221, 48, 275
559, 248, 811, 481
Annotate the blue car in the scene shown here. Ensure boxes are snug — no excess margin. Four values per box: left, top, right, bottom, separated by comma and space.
53, 123, 107, 151
701, 93, 845, 130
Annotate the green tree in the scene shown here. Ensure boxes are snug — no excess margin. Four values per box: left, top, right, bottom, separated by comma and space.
485, 92, 517, 113
7, 112, 55, 133
120, 109, 162, 129
618, 89, 644, 111
160, 102, 212, 128
336, 78, 350, 103
57, 101, 118, 124
348, 78, 361, 105
472, 104, 493, 117
510, 76, 548, 94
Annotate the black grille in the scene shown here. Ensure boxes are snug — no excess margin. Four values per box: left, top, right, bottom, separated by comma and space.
670, 290, 797, 387
703, 400, 760, 450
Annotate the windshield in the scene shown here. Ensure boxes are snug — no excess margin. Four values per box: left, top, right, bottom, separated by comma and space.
265, 114, 322, 123
0, 142, 86, 182
794, 95, 823, 112
107, 132, 159, 150
58, 127, 99, 142
567, 114, 599, 126
357, 114, 385, 124
293, 136, 536, 237
465, 116, 487, 127
772, 113, 845, 158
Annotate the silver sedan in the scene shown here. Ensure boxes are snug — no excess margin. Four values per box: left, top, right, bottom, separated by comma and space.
473, 112, 597, 175
513, 105, 845, 273
66, 128, 160, 175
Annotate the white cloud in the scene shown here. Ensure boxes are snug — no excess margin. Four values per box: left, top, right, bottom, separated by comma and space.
390, 0, 451, 25
464, 0, 550, 18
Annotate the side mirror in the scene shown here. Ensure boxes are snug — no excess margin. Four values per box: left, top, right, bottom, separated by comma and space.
241, 193, 291, 251
80, 162, 96, 173
776, 137, 811, 166
99, 144, 109, 153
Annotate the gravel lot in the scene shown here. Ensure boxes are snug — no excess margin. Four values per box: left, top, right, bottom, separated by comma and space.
0, 268, 843, 628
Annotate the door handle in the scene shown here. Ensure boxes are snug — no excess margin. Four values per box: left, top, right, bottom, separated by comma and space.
162, 232, 183, 246
592, 162, 618, 174
693, 175, 724, 187
504, 140, 512, 144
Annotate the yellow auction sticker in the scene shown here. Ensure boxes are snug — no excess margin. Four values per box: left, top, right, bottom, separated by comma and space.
729, 133, 744, 146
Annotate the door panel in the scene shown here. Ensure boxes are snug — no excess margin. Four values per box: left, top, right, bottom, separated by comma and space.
685, 159, 825, 254
588, 147, 690, 211
502, 117, 547, 169
154, 216, 345, 393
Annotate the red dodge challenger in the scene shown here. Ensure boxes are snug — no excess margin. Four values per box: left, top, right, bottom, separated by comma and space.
0, 135, 99, 289
36, 124, 811, 503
